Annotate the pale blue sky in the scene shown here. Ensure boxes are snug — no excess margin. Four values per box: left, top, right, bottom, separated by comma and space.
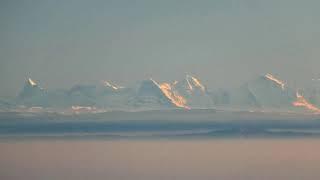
1, 0, 320, 97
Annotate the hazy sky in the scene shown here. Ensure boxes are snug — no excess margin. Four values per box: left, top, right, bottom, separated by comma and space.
1, 0, 320, 97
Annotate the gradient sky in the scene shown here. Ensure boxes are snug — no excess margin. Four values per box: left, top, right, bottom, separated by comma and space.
1, 0, 320, 98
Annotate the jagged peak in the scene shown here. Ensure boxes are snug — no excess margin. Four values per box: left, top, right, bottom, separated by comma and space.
264, 73, 285, 90
139, 78, 189, 109
159, 82, 189, 109
292, 91, 320, 113
185, 74, 206, 92
27, 78, 37, 87
138, 78, 160, 91
101, 81, 124, 90
149, 78, 159, 86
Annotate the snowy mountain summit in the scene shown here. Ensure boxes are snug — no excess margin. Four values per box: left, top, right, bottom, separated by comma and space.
3, 74, 318, 114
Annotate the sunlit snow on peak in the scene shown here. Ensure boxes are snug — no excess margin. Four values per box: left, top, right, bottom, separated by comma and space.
102, 81, 124, 90
186, 75, 206, 92
159, 82, 189, 109
149, 78, 159, 86
293, 92, 320, 113
27, 78, 37, 87
264, 74, 285, 90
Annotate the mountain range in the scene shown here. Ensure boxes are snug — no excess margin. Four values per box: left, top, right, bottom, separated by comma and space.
1, 74, 320, 114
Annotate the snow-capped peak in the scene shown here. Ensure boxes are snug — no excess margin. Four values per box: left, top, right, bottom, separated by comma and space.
137, 78, 189, 109
185, 75, 206, 92
102, 81, 124, 90
159, 82, 189, 109
292, 91, 320, 113
149, 78, 159, 86
264, 73, 285, 90
151, 78, 189, 109
27, 78, 37, 87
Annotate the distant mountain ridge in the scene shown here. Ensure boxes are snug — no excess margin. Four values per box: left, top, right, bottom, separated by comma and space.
2, 74, 319, 114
